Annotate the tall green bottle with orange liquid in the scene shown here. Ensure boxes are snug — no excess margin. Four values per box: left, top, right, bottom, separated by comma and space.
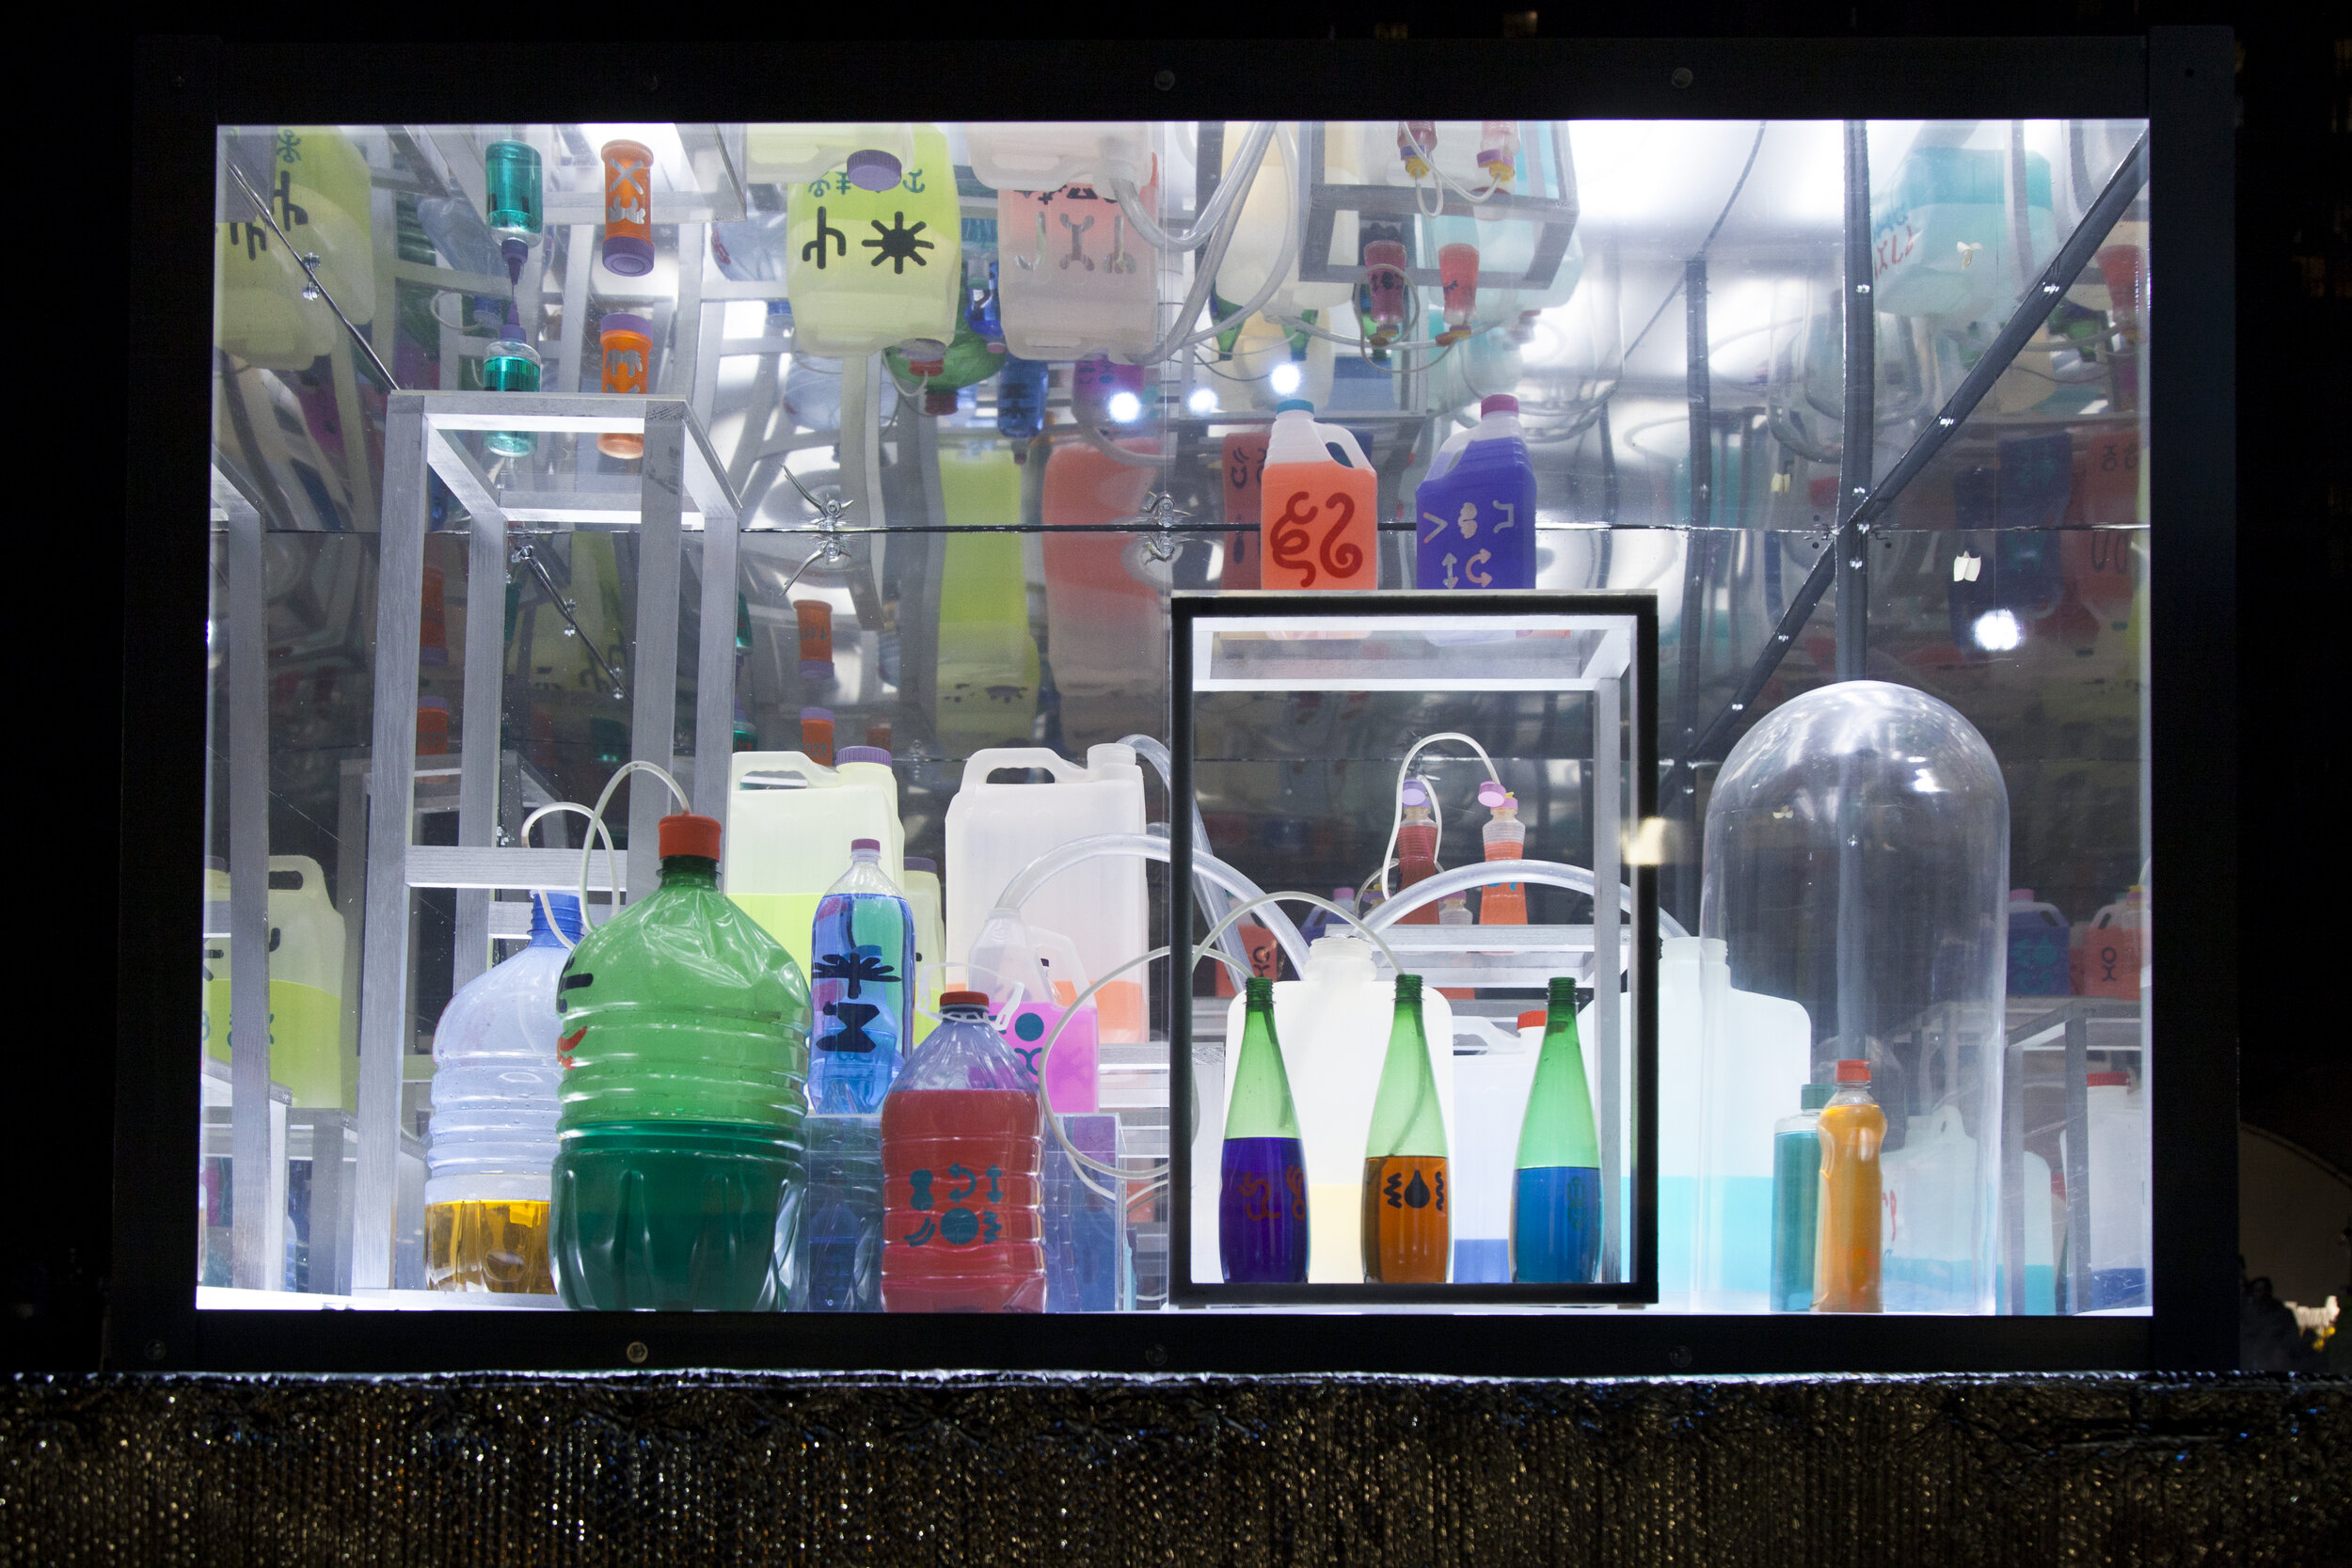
1360, 974, 1450, 1283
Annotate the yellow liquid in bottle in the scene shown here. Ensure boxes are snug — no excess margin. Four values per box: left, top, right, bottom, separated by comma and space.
426, 1199, 556, 1294
1813, 1096, 1885, 1312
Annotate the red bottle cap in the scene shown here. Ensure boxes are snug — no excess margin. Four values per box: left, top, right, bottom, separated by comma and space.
658, 813, 722, 861
1480, 394, 1519, 416
940, 989, 990, 1008
1518, 1009, 1546, 1031
1834, 1059, 1870, 1083
2087, 1070, 2129, 1086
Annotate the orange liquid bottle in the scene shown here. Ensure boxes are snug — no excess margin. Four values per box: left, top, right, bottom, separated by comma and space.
1477, 781, 1528, 926
1261, 400, 1377, 592
1394, 780, 1439, 926
1813, 1058, 1885, 1312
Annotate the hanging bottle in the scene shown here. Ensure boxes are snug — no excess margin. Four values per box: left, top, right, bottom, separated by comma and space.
1397, 121, 1438, 180
1394, 779, 1440, 926
599, 138, 656, 277
1360, 974, 1450, 1283
596, 311, 652, 459
806, 838, 917, 1117
1477, 782, 1528, 925
1435, 242, 1480, 344
996, 356, 1048, 450
1813, 1059, 1885, 1313
879, 990, 1047, 1312
484, 139, 543, 285
1219, 977, 1311, 1284
482, 302, 542, 457
1511, 976, 1601, 1284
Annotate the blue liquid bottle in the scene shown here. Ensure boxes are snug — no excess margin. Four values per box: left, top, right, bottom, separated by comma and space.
1511, 976, 1602, 1283
806, 838, 916, 1116
997, 356, 1047, 451
1413, 393, 1538, 590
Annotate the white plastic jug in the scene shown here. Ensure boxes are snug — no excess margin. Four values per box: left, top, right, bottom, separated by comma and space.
723, 749, 904, 977
1880, 1104, 1984, 1312
966, 123, 1153, 194
994, 167, 1162, 362
1636, 936, 1811, 1308
945, 745, 1149, 1043
201, 856, 350, 1110
1192, 934, 1455, 1286
2062, 1070, 2148, 1310
965, 904, 1102, 1117
1448, 1016, 1545, 1283
899, 856, 946, 1020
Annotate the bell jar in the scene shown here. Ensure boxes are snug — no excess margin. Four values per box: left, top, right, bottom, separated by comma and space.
1700, 681, 2009, 1315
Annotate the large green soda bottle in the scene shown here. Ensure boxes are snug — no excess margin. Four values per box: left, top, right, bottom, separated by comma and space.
548, 813, 812, 1310
1511, 976, 1602, 1283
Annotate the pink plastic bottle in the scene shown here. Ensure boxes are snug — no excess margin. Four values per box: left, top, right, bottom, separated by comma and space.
1395, 779, 1439, 927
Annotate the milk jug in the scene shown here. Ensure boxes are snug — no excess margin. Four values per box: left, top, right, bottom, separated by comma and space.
1041, 435, 1166, 742
1413, 393, 1538, 591
786, 125, 962, 356
945, 745, 1149, 1044
218, 126, 373, 372
2073, 886, 2147, 1001
1259, 401, 1376, 592
723, 748, 905, 978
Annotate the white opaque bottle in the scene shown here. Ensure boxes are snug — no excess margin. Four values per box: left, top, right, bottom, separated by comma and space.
423, 892, 582, 1293
2064, 1069, 2148, 1310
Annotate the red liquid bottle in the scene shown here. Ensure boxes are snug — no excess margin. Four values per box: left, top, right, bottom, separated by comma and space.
1395, 778, 1439, 926
879, 990, 1046, 1312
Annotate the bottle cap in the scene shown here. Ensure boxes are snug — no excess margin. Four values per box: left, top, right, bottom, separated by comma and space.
531, 891, 585, 942
844, 148, 902, 193
1480, 393, 1519, 416
1478, 780, 1510, 808
940, 989, 989, 1008
2087, 1070, 2129, 1086
923, 389, 960, 416
1401, 779, 1430, 808
598, 312, 650, 340
417, 696, 449, 713
1801, 1083, 1836, 1111
1518, 1009, 1546, 1032
801, 706, 834, 722
849, 837, 882, 853
904, 856, 937, 874
1245, 976, 1274, 1005
658, 813, 723, 861
836, 745, 892, 766
1274, 398, 1314, 414
1834, 1059, 1870, 1084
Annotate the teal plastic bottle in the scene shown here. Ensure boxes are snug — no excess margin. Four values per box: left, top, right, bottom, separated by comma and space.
548, 813, 813, 1310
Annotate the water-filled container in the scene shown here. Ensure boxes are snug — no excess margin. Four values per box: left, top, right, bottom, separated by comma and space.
2063, 1069, 2148, 1309
1702, 680, 2010, 1315
723, 747, 905, 977
806, 839, 917, 1116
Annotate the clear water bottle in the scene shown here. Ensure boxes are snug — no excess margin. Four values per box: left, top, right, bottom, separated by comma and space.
793, 1113, 883, 1312
807, 838, 916, 1117
424, 892, 582, 1294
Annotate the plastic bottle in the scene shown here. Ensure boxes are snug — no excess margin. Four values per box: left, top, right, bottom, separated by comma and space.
1220, 977, 1311, 1284
199, 856, 351, 1112
217, 126, 374, 372
1769, 1083, 1835, 1312
1362, 239, 1410, 345
1362, 974, 1451, 1284
723, 746, 905, 978
1477, 782, 1529, 926
1437, 895, 1471, 927
1039, 434, 1166, 741
1394, 779, 1440, 927
596, 312, 652, 458
481, 312, 542, 457
934, 450, 1042, 752
795, 600, 834, 684
807, 839, 917, 1117
1260, 400, 1377, 592
800, 706, 835, 768
1414, 394, 1537, 591
548, 814, 813, 1311
1448, 1007, 1543, 1284
1219, 432, 1268, 588
964, 906, 1100, 1116
785, 125, 962, 356
2007, 888, 2071, 995
879, 990, 1047, 1312
1813, 1059, 1885, 1313
793, 1113, 882, 1312
1512, 976, 1602, 1284
1880, 1104, 1983, 1311
995, 356, 1048, 448
1043, 1112, 1125, 1311
424, 892, 582, 1294
2066, 1070, 2149, 1309
598, 138, 656, 277
484, 139, 543, 284
885, 309, 1007, 416
994, 166, 1161, 362
2074, 886, 2146, 1001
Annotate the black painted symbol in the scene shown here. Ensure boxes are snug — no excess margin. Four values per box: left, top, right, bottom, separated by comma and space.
863, 212, 933, 272
803, 206, 846, 268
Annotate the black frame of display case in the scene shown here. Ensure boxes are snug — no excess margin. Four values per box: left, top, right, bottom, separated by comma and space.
119, 29, 2234, 1374
1167, 590, 1663, 1307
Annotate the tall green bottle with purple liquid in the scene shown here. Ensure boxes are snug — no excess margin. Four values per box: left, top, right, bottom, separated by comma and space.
1219, 977, 1310, 1283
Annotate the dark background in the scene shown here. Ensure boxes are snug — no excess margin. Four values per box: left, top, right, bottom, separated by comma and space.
8, 12, 2343, 1371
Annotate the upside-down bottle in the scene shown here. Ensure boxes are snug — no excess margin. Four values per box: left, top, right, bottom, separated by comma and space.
1478, 782, 1528, 926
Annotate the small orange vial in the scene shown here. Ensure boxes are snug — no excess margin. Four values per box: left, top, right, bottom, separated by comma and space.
1813, 1058, 1885, 1313
597, 312, 652, 459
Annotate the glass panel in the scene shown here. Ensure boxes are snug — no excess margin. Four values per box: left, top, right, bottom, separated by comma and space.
199, 113, 2149, 1330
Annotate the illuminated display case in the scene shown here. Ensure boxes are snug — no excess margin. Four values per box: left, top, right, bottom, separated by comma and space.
116, 32, 2235, 1373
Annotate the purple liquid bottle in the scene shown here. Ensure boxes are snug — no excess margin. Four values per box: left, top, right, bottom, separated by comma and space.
1414, 393, 1538, 590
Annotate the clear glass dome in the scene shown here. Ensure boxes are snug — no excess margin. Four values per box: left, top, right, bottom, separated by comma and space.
1700, 680, 2010, 1314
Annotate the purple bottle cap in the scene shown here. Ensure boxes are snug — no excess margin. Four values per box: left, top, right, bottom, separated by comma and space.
799, 660, 835, 681
1478, 780, 1510, 807
835, 745, 892, 766
598, 312, 650, 341
905, 857, 938, 874
602, 235, 655, 277
845, 149, 903, 192
1481, 394, 1519, 416
801, 705, 834, 722
1401, 779, 1429, 807
849, 837, 882, 853
501, 237, 529, 283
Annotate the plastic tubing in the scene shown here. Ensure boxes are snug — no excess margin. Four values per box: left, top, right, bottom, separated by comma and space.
1359, 857, 1692, 948
1111, 120, 1276, 252
1171, 124, 1300, 356
1120, 734, 1255, 981
574, 758, 691, 936
1077, 420, 1166, 469
515, 801, 620, 953
1374, 733, 1503, 900
990, 832, 1312, 975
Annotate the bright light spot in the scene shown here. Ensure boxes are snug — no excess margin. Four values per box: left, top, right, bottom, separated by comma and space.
1972, 610, 2023, 651
1623, 816, 1671, 867
1186, 387, 1218, 416
1105, 390, 1142, 423
1269, 361, 1303, 395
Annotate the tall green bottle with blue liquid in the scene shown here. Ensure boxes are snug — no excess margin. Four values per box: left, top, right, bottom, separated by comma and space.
1512, 976, 1602, 1283
548, 814, 812, 1311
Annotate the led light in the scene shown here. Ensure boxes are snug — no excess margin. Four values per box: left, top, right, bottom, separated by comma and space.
1105, 389, 1142, 423
1269, 360, 1303, 395
1972, 609, 2023, 652
1186, 387, 1218, 416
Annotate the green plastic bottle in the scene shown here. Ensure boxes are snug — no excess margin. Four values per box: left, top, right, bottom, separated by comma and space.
1360, 974, 1450, 1283
1511, 976, 1603, 1284
548, 812, 813, 1310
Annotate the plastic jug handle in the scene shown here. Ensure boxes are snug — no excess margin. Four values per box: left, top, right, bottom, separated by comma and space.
960, 748, 1089, 792
1315, 420, 1372, 472
734, 752, 836, 789
1028, 924, 1093, 990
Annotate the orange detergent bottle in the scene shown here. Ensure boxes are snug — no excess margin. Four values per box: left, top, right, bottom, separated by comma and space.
1260, 399, 1376, 592
1813, 1058, 1885, 1313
